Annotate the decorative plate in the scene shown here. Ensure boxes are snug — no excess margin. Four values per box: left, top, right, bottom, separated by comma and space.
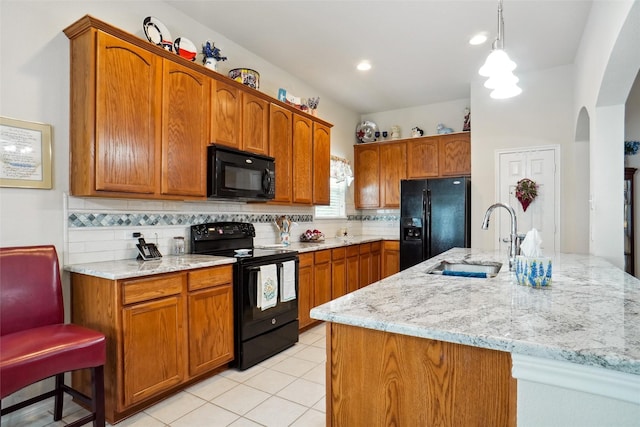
356, 120, 379, 143
143, 17, 172, 46
174, 37, 197, 61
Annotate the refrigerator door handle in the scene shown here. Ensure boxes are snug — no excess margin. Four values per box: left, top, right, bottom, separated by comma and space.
424, 189, 431, 259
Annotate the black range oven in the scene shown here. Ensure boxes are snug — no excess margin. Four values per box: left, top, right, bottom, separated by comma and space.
190, 222, 299, 370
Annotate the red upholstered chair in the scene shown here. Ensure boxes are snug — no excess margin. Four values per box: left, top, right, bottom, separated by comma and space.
0, 245, 106, 427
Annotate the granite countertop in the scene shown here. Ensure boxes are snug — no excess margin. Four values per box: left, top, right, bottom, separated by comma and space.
64, 255, 236, 280
310, 247, 640, 375
256, 235, 395, 253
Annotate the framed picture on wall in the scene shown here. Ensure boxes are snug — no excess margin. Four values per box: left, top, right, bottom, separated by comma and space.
0, 116, 52, 189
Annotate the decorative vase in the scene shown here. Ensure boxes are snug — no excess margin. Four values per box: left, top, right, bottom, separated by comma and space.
280, 231, 290, 246
203, 57, 218, 71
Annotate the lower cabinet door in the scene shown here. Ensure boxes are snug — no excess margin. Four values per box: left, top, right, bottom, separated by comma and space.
298, 262, 314, 328
123, 296, 185, 406
188, 284, 234, 376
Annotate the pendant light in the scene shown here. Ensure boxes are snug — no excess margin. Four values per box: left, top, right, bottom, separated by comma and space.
479, 0, 522, 99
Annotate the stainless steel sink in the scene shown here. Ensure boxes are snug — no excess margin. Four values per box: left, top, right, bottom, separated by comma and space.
428, 261, 502, 278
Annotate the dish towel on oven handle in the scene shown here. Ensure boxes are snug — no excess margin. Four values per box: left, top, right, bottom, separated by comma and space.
280, 260, 296, 302
258, 264, 278, 310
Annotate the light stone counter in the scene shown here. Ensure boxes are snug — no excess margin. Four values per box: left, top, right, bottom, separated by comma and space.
256, 235, 394, 253
64, 254, 236, 280
311, 247, 640, 376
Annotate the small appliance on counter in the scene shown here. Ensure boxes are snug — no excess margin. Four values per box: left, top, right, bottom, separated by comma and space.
190, 222, 299, 370
400, 177, 471, 271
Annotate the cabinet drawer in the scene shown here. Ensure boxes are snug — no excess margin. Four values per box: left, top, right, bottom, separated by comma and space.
299, 253, 314, 268
122, 273, 185, 305
346, 245, 360, 258
359, 243, 371, 254
332, 247, 346, 260
371, 241, 382, 252
188, 265, 233, 291
315, 249, 331, 264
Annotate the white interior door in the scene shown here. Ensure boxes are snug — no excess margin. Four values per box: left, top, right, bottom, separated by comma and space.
497, 147, 559, 255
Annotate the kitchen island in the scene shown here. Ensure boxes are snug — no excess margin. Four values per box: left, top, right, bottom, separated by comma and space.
311, 248, 640, 426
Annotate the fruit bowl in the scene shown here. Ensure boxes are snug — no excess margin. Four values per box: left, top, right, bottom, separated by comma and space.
300, 229, 325, 242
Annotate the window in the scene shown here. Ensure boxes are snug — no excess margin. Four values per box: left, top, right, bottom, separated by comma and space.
315, 178, 347, 219
315, 156, 352, 219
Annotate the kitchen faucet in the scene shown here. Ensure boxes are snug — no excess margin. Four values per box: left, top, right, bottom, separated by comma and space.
482, 203, 521, 271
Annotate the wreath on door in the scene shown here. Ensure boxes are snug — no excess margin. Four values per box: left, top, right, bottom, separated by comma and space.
515, 178, 538, 212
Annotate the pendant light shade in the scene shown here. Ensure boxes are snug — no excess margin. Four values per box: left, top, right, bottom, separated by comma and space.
479, 0, 521, 99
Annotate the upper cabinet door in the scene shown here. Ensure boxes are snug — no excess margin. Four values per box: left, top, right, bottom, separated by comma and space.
313, 122, 331, 205
379, 142, 406, 208
292, 114, 313, 204
354, 144, 380, 208
211, 80, 242, 149
407, 137, 439, 179
242, 93, 269, 155
95, 32, 161, 194
161, 60, 210, 197
269, 104, 293, 204
439, 133, 471, 176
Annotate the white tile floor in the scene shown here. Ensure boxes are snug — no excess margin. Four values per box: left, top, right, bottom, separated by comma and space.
0, 324, 327, 427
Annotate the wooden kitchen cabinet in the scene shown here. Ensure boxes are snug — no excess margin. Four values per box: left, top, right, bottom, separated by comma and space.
407, 137, 439, 178
298, 253, 315, 329
439, 133, 471, 176
269, 104, 293, 203
314, 250, 332, 307
67, 29, 162, 197
346, 245, 360, 293
313, 122, 331, 205
382, 240, 400, 278
70, 264, 235, 424
292, 114, 314, 204
161, 60, 210, 197
359, 243, 372, 288
379, 142, 407, 208
241, 92, 270, 155
123, 290, 185, 406
370, 241, 382, 284
210, 79, 242, 150
354, 133, 470, 208
331, 247, 347, 299
354, 144, 380, 208
187, 266, 234, 376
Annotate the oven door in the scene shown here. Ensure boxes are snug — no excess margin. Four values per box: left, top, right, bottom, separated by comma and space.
238, 259, 299, 341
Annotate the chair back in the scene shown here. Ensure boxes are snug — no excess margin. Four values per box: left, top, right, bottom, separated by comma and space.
0, 245, 64, 336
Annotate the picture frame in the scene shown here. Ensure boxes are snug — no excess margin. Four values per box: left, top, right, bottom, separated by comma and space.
0, 116, 52, 189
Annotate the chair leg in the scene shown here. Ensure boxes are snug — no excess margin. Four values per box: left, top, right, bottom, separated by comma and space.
53, 373, 65, 421
93, 365, 105, 427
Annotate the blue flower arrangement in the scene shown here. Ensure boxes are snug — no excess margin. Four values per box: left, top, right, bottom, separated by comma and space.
625, 140, 640, 156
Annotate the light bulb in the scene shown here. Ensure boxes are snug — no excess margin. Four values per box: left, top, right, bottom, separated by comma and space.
490, 84, 522, 99
484, 71, 519, 89
478, 49, 517, 77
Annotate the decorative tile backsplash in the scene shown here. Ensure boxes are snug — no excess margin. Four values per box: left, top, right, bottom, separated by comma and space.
63, 194, 399, 265
68, 212, 313, 228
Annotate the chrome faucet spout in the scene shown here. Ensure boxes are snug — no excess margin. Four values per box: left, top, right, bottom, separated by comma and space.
481, 203, 519, 271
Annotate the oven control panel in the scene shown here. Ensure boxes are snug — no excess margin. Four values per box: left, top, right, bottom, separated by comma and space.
191, 222, 256, 241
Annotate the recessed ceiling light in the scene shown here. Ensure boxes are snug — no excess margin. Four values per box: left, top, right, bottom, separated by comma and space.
357, 61, 371, 71
469, 33, 488, 45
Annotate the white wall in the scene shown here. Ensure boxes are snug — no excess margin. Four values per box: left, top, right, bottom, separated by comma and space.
360, 98, 470, 140
470, 65, 582, 253
573, 0, 640, 268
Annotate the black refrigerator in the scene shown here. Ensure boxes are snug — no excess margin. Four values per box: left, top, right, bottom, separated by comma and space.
400, 177, 471, 271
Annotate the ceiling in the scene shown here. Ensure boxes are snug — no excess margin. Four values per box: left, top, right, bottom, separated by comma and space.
168, 0, 593, 114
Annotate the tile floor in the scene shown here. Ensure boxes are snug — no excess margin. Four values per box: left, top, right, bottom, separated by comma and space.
1, 324, 327, 427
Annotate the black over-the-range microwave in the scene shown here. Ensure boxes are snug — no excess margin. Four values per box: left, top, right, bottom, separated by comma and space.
207, 144, 276, 201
